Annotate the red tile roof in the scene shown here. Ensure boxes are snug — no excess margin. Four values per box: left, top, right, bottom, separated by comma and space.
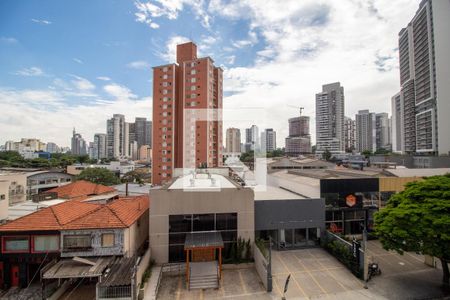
0, 195, 149, 232
46, 180, 116, 199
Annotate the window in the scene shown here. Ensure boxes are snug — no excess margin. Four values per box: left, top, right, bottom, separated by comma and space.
163, 74, 168, 79
163, 67, 168, 72
191, 69, 196, 75
163, 97, 168, 102
162, 89, 168, 95
63, 235, 91, 250
0, 194, 5, 200
190, 62, 196, 67
163, 82, 168, 87
33, 235, 59, 252
190, 86, 196, 91
2, 236, 29, 253
101, 233, 115, 247
190, 78, 196, 83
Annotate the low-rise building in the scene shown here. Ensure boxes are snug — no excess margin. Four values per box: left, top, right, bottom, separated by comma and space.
0, 194, 149, 289
67, 161, 135, 176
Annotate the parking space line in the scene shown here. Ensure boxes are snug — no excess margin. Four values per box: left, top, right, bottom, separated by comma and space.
294, 253, 328, 294
290, 273, 308, 298
308, 250, 350, 292
272, 266, 345, 276
238, 269, 248, 294
272, 274, 283, 296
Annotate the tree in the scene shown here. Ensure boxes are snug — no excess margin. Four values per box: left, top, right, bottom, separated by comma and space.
361, 150, 372, 158
121, 170, 145, 196
322, 149, 332, 161
76, 167, 120, 186
374, 174, 450, 289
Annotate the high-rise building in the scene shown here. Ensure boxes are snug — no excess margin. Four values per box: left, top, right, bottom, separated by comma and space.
375, 113, 391, 151
152, 42, 223, 185
343, 117, 356, 152
135, 117, 152, 148
106, 114, 129, 159
394, 0, 450, 155
286, 115, 311, 156
226, 128, 241, 153
88, 142, 96, 159
46, 142, 60, 153
71, 129, 87, 155
94, 133, 107, 159
355, 110, 376, 153
315, 82, 345, 154
288, 116, 309, 137
261, 128, 276, 152
391, 92, 404, 153
245, 125, 259, 152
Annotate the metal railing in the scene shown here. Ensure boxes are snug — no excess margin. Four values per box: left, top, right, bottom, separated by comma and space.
97, 285, 132, 299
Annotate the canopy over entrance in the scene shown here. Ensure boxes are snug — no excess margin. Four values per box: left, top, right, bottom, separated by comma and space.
184, 231, 224, 250
184, 231, 224, 288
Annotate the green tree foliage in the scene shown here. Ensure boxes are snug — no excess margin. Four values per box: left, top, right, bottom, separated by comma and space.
76, 167, 120, 186
375, 175, 450, 288
0, 151, 92, 169
322, 149, 332, 161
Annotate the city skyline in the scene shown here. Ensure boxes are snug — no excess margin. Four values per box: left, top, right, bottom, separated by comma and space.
0, 0, 419, 148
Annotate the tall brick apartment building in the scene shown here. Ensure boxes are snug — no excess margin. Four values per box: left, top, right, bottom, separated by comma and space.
152, 42, 223, 185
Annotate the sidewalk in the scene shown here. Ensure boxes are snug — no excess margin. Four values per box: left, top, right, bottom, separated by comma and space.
143, 266, 162, 300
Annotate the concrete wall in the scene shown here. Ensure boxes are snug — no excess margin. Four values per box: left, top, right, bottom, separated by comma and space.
149, 187, 254, 264
253, 243, 270, 292
124, 210, 149, 257
61, 228, 124, 257
255, 199, 325, 231
0, 181, 8, 221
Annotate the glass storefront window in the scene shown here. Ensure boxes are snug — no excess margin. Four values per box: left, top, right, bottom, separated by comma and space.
193, 214, 214, 231
294, 229, 306, 246
169, 215, 192, 233
216, 213, 237, 231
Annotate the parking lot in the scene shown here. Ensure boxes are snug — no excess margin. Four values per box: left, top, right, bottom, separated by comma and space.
271, 247, 369, 299
157, 266, 270, 300
156, 242, 447, 299
365, 240, 446, 299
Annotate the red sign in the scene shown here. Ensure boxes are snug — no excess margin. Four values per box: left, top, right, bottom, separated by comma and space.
346, 194, 357, 207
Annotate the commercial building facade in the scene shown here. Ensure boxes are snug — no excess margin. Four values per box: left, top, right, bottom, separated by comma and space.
152, 42, 223, 185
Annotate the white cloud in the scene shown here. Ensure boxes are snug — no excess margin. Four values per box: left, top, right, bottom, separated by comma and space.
31, 18, 52, 25
158, 35, 190, 62
104, 84, 137, 100
0, 86, 151, 147
97, 76, 111, 81
70, 75, 95, 91
207, 0, 418, 146
0, 37, 18, 44
126, 60, 151, 70
73, 58, 83, 64
14, 67, 45, 77
134, 0, 211, 29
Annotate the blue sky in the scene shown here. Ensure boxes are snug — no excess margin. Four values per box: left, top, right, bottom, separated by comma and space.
0, 0, 419, 147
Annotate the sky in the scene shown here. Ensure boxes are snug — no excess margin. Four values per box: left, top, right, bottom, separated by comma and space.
0, 0, 419, 148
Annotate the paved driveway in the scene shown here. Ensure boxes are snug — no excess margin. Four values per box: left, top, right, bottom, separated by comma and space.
157, 266, 270, 300
365, 240, 447, 299
271, 248, 369, 299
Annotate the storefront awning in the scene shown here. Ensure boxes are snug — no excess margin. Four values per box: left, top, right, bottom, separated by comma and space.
184, 231, 224, 250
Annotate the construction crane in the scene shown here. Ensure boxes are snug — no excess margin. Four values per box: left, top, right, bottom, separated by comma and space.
287, 105, 304, 116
